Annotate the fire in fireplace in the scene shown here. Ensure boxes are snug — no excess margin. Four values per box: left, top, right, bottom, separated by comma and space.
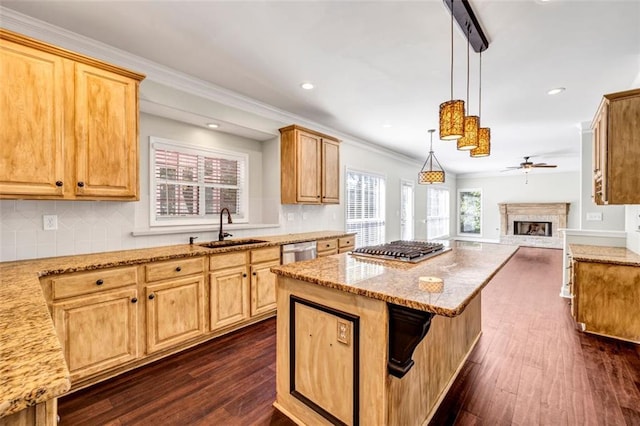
514, 221, 552, 237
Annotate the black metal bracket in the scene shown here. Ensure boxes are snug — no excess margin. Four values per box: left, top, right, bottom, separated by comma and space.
387, 303, 435, 378
443, 0, 490, 53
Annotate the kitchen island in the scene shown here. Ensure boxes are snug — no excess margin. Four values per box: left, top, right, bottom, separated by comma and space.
271, 241, 519, 426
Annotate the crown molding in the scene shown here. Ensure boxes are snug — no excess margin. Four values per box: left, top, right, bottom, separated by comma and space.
2, 5, 419, 164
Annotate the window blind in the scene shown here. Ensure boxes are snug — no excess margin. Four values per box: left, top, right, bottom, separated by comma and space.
150, 138, 247, 225
346, 169, 386, 247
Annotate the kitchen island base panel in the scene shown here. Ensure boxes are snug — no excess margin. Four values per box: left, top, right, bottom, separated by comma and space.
276, 276, 482, 426
0, 399, 57, 426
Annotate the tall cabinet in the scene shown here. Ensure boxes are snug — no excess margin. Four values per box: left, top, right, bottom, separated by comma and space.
279, 125, 340, 204
0, 29, 144, 200
591, 88, 640, 205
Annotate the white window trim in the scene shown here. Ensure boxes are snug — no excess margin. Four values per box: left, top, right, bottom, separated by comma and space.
426, 185, 450, 240
344, 166, 387, 248
400, 179, 415, 240
149, 136, 249, 227
457, 188, 483, 237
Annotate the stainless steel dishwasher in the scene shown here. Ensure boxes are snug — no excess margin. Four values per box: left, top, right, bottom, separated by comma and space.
281, 241, 317, 264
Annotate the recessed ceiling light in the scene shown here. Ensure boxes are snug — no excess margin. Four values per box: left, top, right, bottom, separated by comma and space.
382, 123, 392, 128
206, 123, 219, 128
300, 82, 314, 90
547, 87, 565, 95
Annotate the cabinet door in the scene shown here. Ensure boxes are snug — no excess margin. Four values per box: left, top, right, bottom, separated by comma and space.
250, 260, 280, 316
296, 130, 322, 203
53, 288, 139, 382
74, 63, 138, 199
322, 139, 340, 204
209, 266, 249, 330
146, 276, 206, 354
0, 39, 65, 197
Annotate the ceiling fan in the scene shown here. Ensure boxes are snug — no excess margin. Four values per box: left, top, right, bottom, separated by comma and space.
504, 156, 558, 171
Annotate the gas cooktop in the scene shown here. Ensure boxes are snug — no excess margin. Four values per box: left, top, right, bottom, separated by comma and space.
350, 240, 449, 263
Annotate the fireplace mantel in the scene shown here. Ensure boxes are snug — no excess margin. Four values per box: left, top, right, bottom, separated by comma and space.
499, 202, 570, 248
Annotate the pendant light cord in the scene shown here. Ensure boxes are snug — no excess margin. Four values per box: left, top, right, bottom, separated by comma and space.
479, 50, 482, 117
466, 24, 470, 109
450, 0, 454, 100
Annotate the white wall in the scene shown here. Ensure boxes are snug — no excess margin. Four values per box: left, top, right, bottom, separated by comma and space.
455, 171, 581, 242
0, 113, 438, 261
579, 125, 626, 230
626, 205, 640, 254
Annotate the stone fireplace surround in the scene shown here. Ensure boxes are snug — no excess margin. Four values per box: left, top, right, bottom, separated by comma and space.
499, 203, 570, 248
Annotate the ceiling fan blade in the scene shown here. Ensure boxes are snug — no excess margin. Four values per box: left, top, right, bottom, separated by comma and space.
534, 164, 557, 168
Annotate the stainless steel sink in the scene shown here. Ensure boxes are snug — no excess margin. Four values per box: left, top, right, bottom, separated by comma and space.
198, 239, 268, 249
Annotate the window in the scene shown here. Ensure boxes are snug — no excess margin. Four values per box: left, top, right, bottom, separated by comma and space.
150, 137, 248, 226
427, 187, 450, 239
346, 169, 386, 247
458, 189, 482, 236
400, 180, 414, 240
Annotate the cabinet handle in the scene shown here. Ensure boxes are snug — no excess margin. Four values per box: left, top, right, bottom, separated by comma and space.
243, 273, 247, 278
55, 181, 63, 187
175, 266, 182, 272
252, 272, 257, 276
131, 297, 138, 303
77, 181, 85, 187
148, 294, 155, 300
96, 279, 104, 286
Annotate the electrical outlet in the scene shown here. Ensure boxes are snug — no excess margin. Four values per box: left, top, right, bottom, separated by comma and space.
43, 215, 58, 230
337, 320, 350, 345
287, 213, 295, 221
586, 212, 603, 222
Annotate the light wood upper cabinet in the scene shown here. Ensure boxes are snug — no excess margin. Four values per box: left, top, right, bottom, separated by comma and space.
0, 29, 144, 201
591, 88, 640, 205
0, 37, 66, 197
280, 125, 340, 204
74, 63, 139, 198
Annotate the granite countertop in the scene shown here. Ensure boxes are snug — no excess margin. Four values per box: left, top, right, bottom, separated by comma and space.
568, 244, 640, 266
0, 230, 353, 418
271, 240, 519, 317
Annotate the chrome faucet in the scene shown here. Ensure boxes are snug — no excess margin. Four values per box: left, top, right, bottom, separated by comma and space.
219, 208, 233, 241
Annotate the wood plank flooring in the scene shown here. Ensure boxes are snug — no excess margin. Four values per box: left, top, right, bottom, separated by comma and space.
58, 247, 640, 425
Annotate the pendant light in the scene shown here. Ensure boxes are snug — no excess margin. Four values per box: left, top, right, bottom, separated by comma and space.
471, 50, 491, 157
419, 129, 445, 184
457, 24, 479, 151
439, 0, 464, 141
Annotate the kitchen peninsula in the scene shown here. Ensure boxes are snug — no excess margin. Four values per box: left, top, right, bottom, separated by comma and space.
271, 241, 519, 426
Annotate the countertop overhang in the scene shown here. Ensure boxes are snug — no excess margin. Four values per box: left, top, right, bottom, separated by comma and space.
272, 241, 520, 317
568, 244, 640, 266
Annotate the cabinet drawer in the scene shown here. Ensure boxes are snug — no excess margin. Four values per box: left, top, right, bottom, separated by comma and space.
210, 251, 247, 270
317, 239, 338, 251
338, 236, 354, 248
145, 257, 204, 282
51, 267, 138, 300
250, 246, 280, 264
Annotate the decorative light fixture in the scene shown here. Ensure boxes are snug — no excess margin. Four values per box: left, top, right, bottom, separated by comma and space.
439, 0, 465, 140
206, 123, 219, 129
471, 50, 491, 157
547, 87, 565, 95
419, 129, 445, 184
457, 24, 479, 151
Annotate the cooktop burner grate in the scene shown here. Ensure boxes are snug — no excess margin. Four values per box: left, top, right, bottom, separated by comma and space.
351, 240, 448, 263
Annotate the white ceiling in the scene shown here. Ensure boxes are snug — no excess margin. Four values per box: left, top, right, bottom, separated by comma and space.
3, 1, 639, 176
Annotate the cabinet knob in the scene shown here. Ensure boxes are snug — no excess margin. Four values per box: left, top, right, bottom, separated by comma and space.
148, 294, 155, 300
131, 297, 138, 303
317, 195, 320, 198
252, 272, 257, 276
96, 279, 104, 286
77, 181, 85, 188
326, 244, 330, 247
175, 266, 182, 272
55, 181, 63, 187
243, 273, 247, 278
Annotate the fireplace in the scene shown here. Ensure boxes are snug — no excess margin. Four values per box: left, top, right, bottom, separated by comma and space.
498, 203, 569, 248
514, 221, 552, 237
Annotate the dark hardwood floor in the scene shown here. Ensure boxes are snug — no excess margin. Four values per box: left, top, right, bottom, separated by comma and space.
59, 247, 640, 425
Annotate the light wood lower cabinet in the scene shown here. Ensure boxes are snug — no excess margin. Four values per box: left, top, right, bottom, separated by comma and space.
338, 236, 355, 254
145, 276, 206, 354
0, 399, 57, 426
52, 287, 139, 383
209, 263, 250, 331
251, 259, 280, 316
572, 259, 640, 343
317, 238, 338, 257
